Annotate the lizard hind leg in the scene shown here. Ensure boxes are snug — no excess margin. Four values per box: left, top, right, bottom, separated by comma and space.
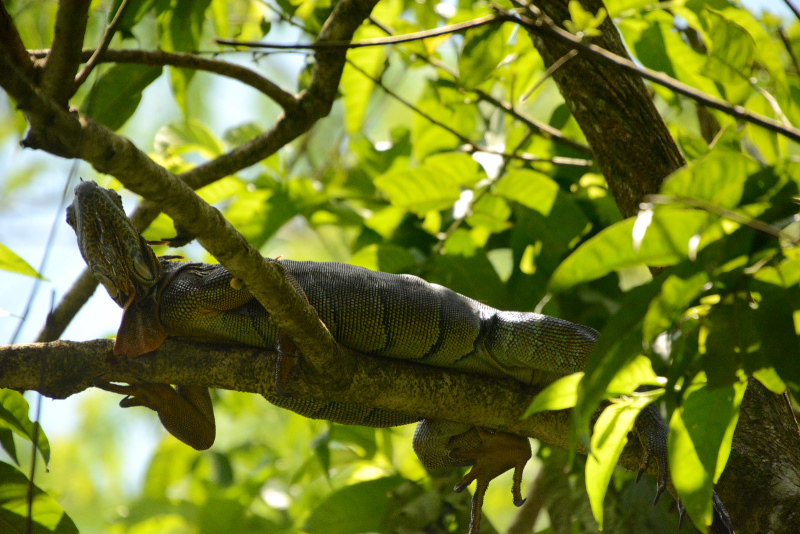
413, 420, 532, 534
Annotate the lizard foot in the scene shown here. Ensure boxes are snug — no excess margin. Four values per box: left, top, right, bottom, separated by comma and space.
94, 378, 178, 412
633, 424, 732, 533
94, 379, 215, 450
449, 428, 531, 534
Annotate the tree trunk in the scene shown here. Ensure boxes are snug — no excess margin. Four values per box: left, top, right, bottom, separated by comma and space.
521, 1, 800, 531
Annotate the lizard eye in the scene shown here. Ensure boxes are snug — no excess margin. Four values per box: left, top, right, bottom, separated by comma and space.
132, 253, 153, 281
94, 272, 119, 299
66, 205, 76, 229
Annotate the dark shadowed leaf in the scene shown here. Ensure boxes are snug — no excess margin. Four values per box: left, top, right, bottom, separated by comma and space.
81, 64, 162, 131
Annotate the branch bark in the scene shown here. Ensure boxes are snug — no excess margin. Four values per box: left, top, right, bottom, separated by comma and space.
39, 0, 91, 107
0, 339, 656, 483
27, 48, 298, 111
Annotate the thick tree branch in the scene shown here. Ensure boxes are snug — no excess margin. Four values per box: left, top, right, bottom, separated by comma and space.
39, 0, 91, 107
0, 0, 35, 78
0, 339, 656, 482
28, 48, 298, 111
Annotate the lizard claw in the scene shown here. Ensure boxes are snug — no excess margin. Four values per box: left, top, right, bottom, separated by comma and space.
449, 428, 531, 534
677, 497, 685, 530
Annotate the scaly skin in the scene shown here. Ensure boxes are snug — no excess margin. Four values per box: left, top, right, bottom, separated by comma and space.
66, 180, 731, 533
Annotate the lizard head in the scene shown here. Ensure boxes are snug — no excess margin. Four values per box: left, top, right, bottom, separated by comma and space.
67, 180, 167, 357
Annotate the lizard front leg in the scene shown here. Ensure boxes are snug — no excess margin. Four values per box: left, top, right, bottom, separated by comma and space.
96, 381, 215, 451
413, 420, 531, 534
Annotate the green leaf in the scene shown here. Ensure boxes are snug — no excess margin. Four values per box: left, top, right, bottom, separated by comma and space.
586, 395, 656, 530
495, 169, 560, 216
605, 355, 662, 395
224, 188, 297, 249
223, 122, 264, 148
154, 119, 225, 158
303, 476, 405, 534
549, 208, 710, 292
349, 244, 416, 274
458, 25, 505, 89
523, 372, 584, 417
0, 243, 43, 279
80, 64, 162, 131
159, 0, 212, 112
0, 427, 18, 465
661, 151, 760, 208
642, 270, 710, 344
572, 279, 664, 451
341, 26, 385, 132
0, 462, 79, 534
0, 390, 50, 465
373, 153, 480, 215
701, 8, 755, 83
669, 381, 747, 531
567, 0, 607, 36
114, 0, 157, 36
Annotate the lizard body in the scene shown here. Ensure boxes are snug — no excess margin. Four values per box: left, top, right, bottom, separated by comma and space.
66, 180, 731, 533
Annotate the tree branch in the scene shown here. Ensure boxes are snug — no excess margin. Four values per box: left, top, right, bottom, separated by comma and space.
216, 13, 501, 50
0, 0, 35, 78
28, 48, 298, 111
0, 338, 655, 482
509, 6, 800, 145
39, 0, 91, 107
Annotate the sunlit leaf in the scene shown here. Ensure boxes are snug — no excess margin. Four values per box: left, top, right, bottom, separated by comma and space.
0, 389, 50, 465
0, 243, 43, 279
341, 26, 386, 133
669, 380, 747, 531
701, 8, 755, 83
524, 372, 584, 417
550, 209, 709, 292
458, 25, 504, 89
0, 462, 78, 534
586, 395, 656, 529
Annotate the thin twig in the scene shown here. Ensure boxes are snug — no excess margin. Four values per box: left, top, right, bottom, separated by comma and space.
782, 0, 800, 21
521, 48, 577, 101
778, 26, 800, 75
216, 13, 500, 50
510, 6, 800, 144
645, 194, 800, 246
74, 0, 132, 87
472, 87, 593, 156
359, 17, 593, 157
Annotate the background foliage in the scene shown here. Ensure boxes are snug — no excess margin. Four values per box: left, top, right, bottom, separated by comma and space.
1, 0, 799, 533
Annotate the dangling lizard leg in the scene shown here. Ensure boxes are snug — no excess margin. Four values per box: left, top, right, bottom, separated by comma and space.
95, 378, 215, 451
448, 427, 532, 534
633, 406, 732, 533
